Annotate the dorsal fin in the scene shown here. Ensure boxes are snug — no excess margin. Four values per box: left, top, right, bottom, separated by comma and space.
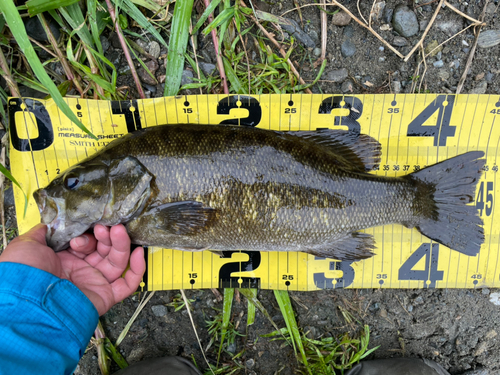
285, 129, 382, 171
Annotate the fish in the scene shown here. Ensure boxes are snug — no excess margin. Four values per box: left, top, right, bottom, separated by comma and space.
33, 124, 486, 260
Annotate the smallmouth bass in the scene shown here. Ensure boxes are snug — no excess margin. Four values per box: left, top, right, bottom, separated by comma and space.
33, 124, 485, 260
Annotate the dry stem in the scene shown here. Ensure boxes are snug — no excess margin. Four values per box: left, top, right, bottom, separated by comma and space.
320, 2, 327, 61
0, 47, 21, 97
241, 0, 312, 93
456, 0, 489, 94
357, 0, 368, 25
404, 0, 444, 62
104, 0, 145, 98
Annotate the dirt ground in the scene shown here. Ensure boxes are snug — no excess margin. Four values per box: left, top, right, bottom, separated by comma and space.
3, 0, 500, 374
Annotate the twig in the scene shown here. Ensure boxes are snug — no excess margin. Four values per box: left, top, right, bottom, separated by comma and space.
241, 0, 312, 93
329, 0, 405, 58
415, 0, 439, 8
0, 47, 21, 97
104, 0, 145, 98
211, 288, 223, 302
320, 1, 327, 61
404, 0, 444, 62
189, 20, 203, 95
180, 290, 215, 375
356, 0, 368, 25
94, 320, 110, 375
38, 13, 84, 96
203, 0, 229, 94
444, 0, 485, 25
368, 0, 377, 29
424, 22, 476, 59
235, 21, 252, 94
456, 0, 489, 94
418, 44, 428, 93
293, 0, 304, 27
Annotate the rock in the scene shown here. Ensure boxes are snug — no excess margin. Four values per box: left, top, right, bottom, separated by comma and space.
3, 187, 14, 208
490, 292, 500, 306
475, 72, 485, 81
331, 11, 351, 26
246, 359, 255, 369
379, 46, 385, 52
436, 19, 463, 36
343, 25, 354, 38
313, 47, 322, 57
109, 32, 121, 48
136, 39, 148, 50
361, 76, 373, 88
425, 40, 442, 57
138, 60, 159, 85
392, 36, 408, 46
414, 296, 424, 305
308, 30, 319, 45
383, 7, 393, 24
126, 347, 146, 363
181, 69, 194, 86
149, 41, 161, 59
371, 2, 386, 20
378, 57, 386, 62
433, 60, 444, 68
462, 39, 469, 47
419, 19, 429, 31
25, 16, 61, 43
392, 5, 419, 37
341, 79, 354, 93
392, 80, 401, 93
199, 62, 216, 76
280, 18, 315, 48
461, 369, 489, 375
327, 68, 348, 82
437, 69, 450, 80
380, 24, 392, 31
478, 30, 500, 49
106, 49, 122, 68
341, 40, 356, 57
100, 36, 111, 54
151, 305, 168, 317
486, 73, 494, 83
469, 81, 487, 95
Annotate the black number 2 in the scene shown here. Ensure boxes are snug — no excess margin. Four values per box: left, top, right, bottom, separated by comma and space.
407, 95, 456, 146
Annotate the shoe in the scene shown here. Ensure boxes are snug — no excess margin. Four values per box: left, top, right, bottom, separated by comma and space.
346, 358, 450, 375
113, 356, 202, 375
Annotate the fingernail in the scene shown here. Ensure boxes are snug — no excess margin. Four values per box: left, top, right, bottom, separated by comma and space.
75, 236, 89, 247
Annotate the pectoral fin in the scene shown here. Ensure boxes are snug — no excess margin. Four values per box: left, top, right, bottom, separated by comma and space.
140, 201, 217, 235
308, 232, 376, 261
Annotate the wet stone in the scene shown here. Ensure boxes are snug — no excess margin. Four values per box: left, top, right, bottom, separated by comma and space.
436, 19, 463, 36
151, 305, 168, 317
478, 30, 500, 49
392, 36, 408, 46
326, 68, 348, 83
149, 41, 161, 59
138, 60, 159, 85
341, 40, 356, 57
437, 69, 450, 80
199, 62, 216, 76
392, 80, 401, 93
383, 7, 393, 24
469, 81, 487, 95
331, 11, 351, 26
341, 80, 354, 93
343, 25, 354, 38
100, 36, 111, 54
246, 359, 255, 369
433, 60, 444, 68
371, 1, 386, 20
181, 69, 194, 86
25, 17, 61, 43
392, 5, 419, 37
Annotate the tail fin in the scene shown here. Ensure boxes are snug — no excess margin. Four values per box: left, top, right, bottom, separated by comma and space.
406, 151, 486, 256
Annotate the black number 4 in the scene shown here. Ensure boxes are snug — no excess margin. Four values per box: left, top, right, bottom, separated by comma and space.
476, 181, 493, 216
399, 243, 443, 288
407, 95, 456, 146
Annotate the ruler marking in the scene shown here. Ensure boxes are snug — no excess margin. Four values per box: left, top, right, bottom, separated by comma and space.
466, 95, 480, 152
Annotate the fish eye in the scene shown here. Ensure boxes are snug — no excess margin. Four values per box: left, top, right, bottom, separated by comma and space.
64, 172, 80, 190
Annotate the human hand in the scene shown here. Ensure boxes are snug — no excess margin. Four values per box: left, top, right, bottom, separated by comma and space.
0, 223, 146, 316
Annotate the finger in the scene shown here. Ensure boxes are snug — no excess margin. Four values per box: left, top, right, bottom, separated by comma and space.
69, 233, 97, 255
83, 251, 106, 267
94, 225, 113, 258
110, 247, 145, 303
9, 224, 48, 247
95, 225, 132, 282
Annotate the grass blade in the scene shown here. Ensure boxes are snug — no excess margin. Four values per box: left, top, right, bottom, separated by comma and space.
104, 338, 129, 369
164, 0, 194, 96
202, 7, 234, 36
0, 163, 27, 218
222, 56, 243, 94
0, 2, 96, 139
192, 0, 222, 35
246, 288, 257, 327
115, 291, 155, 347
59, 3, 95, 47
274, 290, 311, 373
113, 0, 168, 48
218, 288, 234, 364
26, 0, 80, 16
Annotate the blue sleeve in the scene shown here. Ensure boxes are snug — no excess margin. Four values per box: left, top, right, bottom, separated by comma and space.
0, 262, 99, 375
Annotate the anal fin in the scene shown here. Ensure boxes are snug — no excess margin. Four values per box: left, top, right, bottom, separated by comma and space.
308, 232, 376, 261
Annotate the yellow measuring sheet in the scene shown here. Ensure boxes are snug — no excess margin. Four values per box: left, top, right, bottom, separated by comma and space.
8, 94, 500, 291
